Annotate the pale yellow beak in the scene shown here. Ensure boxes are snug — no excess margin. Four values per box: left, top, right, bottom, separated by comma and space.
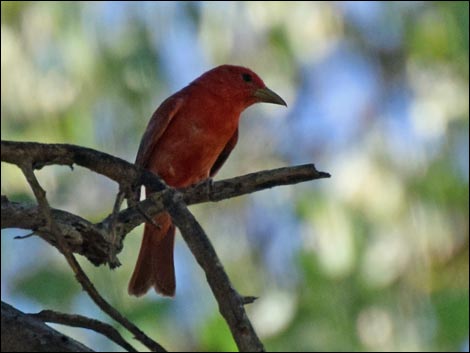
254, 87, 287, 106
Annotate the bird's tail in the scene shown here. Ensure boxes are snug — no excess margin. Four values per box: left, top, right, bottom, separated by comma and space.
128, 212, 176, 297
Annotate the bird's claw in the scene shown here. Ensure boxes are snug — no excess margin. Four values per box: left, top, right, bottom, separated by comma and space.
194, 178, 214, 200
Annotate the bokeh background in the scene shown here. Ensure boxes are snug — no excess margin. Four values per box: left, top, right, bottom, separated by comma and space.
1, 1, 468, 352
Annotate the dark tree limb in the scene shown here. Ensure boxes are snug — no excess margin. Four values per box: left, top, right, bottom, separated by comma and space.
30, 310, 137, 352
1, 140, 167, 191
1, 301, 93, 352
1, 196, 110, 265
164, 197, 264, 351
1, 141, 329, 205
1, 140, 330, 352
1, 162, 329, 269
182, 163, 330, 203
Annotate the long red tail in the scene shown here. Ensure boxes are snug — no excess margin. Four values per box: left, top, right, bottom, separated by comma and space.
128, 212, 176, 297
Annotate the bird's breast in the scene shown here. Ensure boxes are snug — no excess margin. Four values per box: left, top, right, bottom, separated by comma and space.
147, 110, 239, 188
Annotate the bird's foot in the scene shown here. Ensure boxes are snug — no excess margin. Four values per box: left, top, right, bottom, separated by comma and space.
193, 177, 214, 201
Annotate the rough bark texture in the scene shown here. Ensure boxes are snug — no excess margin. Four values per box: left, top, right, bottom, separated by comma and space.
1, 302, 93, 352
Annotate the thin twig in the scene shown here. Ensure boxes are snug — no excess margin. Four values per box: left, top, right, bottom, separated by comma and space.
241, 296, 258, 305
136, 203, 162, 229
100, 163, 330, 239
19, 163, 166, 353
14, 231, 36, 239
30, 310, 137, 352
61, 250, 166, 352
108, 190, 126, 265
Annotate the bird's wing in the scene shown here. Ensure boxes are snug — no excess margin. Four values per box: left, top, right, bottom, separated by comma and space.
135, 96, 184, 168
209, 128, 239, 177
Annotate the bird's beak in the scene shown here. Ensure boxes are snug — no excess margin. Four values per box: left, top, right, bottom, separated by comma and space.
254, 87, 287, 106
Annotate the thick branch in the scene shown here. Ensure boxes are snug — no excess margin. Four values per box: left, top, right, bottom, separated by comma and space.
2, 141, 329, 203
1, 301, 93, 352
164, 196, 264, 351
1, 140, 166, 191
1, 196, 112, 266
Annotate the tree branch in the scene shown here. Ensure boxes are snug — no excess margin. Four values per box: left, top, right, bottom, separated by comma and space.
30, 310, 137, 352
18, 161, 166, 352
182, 163, 330, 203
1, 140, 330, 352
1, 301, 93, 352
164, 196, 265, 351
101, 164, 329, 242
1, 140, 167, 191
2, 146, 329, 269
1, 195, 110, 266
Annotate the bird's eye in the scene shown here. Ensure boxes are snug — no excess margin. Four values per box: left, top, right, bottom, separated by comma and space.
242, 73, 252, 82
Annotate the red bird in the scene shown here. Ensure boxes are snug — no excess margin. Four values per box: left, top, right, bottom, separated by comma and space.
128, 65, 286, 296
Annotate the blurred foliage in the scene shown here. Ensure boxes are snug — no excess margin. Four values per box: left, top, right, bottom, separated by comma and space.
14, 265, 79, 308
1, 1, 468, 352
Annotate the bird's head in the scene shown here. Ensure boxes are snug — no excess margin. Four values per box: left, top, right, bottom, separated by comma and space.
192, 65, 287, 109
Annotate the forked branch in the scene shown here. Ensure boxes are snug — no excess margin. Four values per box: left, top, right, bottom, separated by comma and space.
1, 140, 330, 352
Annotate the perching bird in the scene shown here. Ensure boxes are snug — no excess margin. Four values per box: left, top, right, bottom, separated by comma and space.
128, 65, 286, 296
